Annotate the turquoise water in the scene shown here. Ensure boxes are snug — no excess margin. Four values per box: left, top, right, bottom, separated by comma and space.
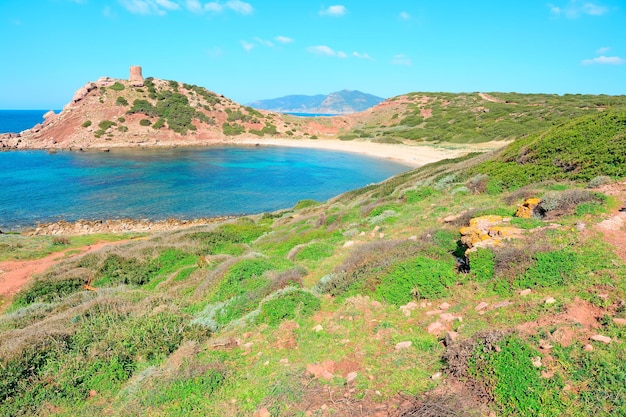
0, 147, 410, 230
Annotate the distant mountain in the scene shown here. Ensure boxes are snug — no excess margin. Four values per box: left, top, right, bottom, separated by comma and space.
248, 90, 385, 114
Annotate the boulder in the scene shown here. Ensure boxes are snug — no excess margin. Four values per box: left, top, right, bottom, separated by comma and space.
515, 197, 541, 218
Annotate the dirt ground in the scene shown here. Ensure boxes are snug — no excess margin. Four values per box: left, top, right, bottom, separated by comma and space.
0, 240, 130, 299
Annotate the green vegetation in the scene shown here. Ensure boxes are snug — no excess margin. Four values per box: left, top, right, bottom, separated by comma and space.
81, 120, 92, 128
126, 80, 218, 135
2, 93, 626, 416
357, 92, 626, 144
222, 122, 245, 136
115, 96, 128, 106
109, 81, 125, 91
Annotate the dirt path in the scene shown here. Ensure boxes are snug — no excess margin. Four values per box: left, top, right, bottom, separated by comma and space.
478, 92, 505, 103
0, 240, 131, 298
593, 180, 626, 263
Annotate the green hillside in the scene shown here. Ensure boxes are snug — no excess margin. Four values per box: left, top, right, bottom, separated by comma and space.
347, 92, 626, 144
1, 102, 626, 416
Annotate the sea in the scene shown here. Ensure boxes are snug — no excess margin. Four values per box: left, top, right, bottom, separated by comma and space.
0, 110, 410, 230
0, 110, 53, 134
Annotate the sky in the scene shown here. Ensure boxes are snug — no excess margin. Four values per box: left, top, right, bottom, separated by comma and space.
1, 0, 625, 109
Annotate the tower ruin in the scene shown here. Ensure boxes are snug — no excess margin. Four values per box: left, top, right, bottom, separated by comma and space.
129, 66, 144, 87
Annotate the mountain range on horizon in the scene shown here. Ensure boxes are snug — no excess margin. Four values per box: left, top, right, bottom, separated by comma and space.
247, 90, 385, 115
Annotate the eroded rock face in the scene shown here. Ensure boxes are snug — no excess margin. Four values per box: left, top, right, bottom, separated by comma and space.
71, 82, 98, 104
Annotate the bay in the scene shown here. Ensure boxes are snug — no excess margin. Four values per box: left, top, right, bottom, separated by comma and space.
0, 147, 410, 230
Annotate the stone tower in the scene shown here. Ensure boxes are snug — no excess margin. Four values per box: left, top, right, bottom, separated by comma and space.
129, 66, 144, 87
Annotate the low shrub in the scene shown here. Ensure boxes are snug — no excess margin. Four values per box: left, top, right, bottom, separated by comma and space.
152, 117, 165, 129
81, 120, 92, 128
116, 96, 129, 106
294, 242, 334, 262
466, 334, 565, 415
466, 173, 489, 194
255, 287, 320, 326
376, 255, 457, 304
538, 189, 600, 214
515, 248, 577, 289
587, 175, 612, 188
467, 248, 495, 282
98, 120, 116, 130
109, 82, 125, 91
139, 119, 152, 126
293, 199, 321, 210
405, 187, 437, 203
13, 277, 84, 306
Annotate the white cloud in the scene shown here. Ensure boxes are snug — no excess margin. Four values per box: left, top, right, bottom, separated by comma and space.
206, 47, 223, 58
155, 0, 180, 10
582, 55, 625, 65
275, 35, 294, 44
320, 5, 346, 17
241, 40, 256, 52
119, 0, 179, 15
549, 1, 608, 18
103, 5, 115, 17
596, 46, 610, 54
205, 0, 253, 14
307, 45, 347, 58
582, 2, 608, 15
186, 0, 203, 13
353, 51, 373, 60
392, 54, 412, 66
400, 11, 410, 20
254, 37, 274, 47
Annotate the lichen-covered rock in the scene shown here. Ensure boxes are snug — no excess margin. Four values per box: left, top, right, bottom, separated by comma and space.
459, 215, 522, 250
515, 197, 541, 218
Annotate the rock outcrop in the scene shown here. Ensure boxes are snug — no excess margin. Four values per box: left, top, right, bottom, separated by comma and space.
459, 215, 522, 251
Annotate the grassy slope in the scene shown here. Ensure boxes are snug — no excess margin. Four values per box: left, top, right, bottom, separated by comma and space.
1, 105, 626, 416
346, 92, 626, 144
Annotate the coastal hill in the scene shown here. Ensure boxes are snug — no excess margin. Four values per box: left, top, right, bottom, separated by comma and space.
247, 89, 385, 114
2, 66, 626, 151
1, 69, 626, 415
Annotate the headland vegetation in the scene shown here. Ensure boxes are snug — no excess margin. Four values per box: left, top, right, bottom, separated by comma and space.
1, 68, 625, 416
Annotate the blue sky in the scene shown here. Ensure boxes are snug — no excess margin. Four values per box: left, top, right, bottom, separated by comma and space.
1, 0, 625, 109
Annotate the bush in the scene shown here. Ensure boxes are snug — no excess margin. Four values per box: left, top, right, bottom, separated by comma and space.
376, 255, 457, 304
13, 277, 84, 306
116, 96, 129, 106
466, 334, 565, 415
405, 187, 437, 203
255, 287, 320, 326
222, 122, 245, 136
515, 248, 577, 289
538, 189, 600, 214
293, 199, 321, 210
467, 248, 495, 282
588, 175, 612, 188
152, 117, 165, 130
98, 120, 116, 130
139, 119, 152, 126
81, 120, 92, 128
109, 82, 125, 91
294, 242, 334, 261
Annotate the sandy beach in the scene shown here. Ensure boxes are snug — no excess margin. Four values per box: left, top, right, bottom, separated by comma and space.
230, 137, 508, 168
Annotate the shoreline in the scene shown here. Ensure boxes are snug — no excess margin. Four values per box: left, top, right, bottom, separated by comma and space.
5, 136, 508, 168
2, 138, 509, 235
